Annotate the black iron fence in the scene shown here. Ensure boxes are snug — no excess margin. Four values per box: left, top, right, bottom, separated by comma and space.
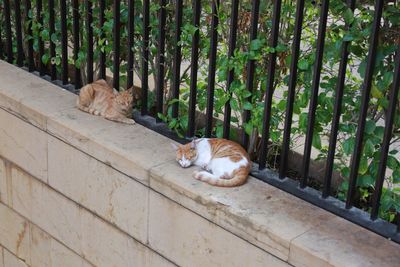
0, 0, 399, 242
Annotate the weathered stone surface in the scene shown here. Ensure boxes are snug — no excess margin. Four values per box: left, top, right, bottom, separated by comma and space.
149, 161, 335, 261
48, 136, 148, 243
149, 190, 289, 267
11, 167, 82, 254
47, 107, 175, 184
10, 164, 173, 267
0, 203, 31, 265
80, 209, 174, 267
0, 61, 75, 130
51, 239, 93, 267
0, 247, 3, 267
289, 216, 400, 267
0, 109, 48, 182
3, 249, 28, 267
0, 158, 7, 205
30, 223, 51, 267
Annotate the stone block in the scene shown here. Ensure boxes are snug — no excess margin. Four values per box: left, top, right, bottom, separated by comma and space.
48, 136, 148, 243
289, 216, 400, 267
47, 107, 175, 184
51, 239, 93, 267
148, 191, 288, 267
150, 161, 335, 261
3, 249, 28, 267
30, 223, 51, 267
0, 61, 75, 130
0, 203, 31, 265
0, 109, 47, 182
10, 167, 82, 255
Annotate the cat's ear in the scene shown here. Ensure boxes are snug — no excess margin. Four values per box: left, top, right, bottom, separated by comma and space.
190, 140, 196, 149
126, 87, 133, 95
171, 143, 179, 151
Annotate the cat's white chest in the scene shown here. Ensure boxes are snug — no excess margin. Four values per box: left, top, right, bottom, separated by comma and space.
194, 139, 212, 167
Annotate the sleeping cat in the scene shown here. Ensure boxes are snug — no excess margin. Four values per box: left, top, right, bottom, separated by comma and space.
172, 138, 251, 187
77, 79, 136, 124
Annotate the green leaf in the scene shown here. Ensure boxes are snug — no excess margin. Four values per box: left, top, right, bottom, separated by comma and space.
299, 113, 308, 131
343, 8, 354, 24
364, 139, 375, 156
358, 157, 368, 175
298, 59, 309, 70
387, 156, 399, 170
312, 134, 322, 150
393, 169, 400, 183
371, 83, 384, 99
230, 98, 239, 111
343, 34, 354, 42
250, 39, 263, 51
374, 126, 385, 139
244, 123, 253, 135
243, 102, 253, 110
365, 120, 376, 135
343, 137, 355, 155
357, 175, 374, 187
41, 54, 50, 65
50, 33, 58, 44
275, 44, 287, 53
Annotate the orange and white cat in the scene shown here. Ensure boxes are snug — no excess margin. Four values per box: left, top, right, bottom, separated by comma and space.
77, 79, 136, 124
172, 138, 251, 187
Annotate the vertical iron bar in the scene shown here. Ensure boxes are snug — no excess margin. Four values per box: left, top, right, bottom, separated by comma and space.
258, 0, 282, 170
186, 0, 201, 137
171, 0, 183, 118
4, 0, 13, 63
156, 0, 167, 122
279, 0, 305, 179
222, 0, 239, 139
127, 0, 134, 88
323, 0, 356, 197
36, 0, 45, 74
205, 0, 219, 137
60, 0, 68, 84
113, 0, 120, 90
370, 48, 400, 220
48, 0, 56, 79
14, 0, 24, 66
346, 0, 384, 209
99, 0, 106, 79
25, 0, 34, 71
300, 0, 329, 188
86, 0, 93, 83
242, 0, 260, 147
72, 0, 81, 88
141, 0, 149, 115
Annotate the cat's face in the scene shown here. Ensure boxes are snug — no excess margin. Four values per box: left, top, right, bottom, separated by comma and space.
115, 91, 133, 113
172, 141, 198, 168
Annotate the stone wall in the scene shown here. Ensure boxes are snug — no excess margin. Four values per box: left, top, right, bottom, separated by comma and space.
0, 60, 399, 267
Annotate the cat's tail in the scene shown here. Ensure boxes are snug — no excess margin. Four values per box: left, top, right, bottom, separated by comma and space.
193, 165, 250, 187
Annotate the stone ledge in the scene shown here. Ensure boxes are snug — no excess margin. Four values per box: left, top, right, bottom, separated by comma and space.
0, 60, 399, 266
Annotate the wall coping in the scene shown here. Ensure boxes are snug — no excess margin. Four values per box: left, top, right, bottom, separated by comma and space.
0, 60, 399, 266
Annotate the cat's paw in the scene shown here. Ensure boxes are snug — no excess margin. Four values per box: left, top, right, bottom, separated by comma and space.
192, 171, 201, 180
125, 119, 136, 125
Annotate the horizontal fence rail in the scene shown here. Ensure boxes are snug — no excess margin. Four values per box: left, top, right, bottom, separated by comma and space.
0, 0, 399, 243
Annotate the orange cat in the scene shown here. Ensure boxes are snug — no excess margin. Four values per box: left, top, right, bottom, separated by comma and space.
172, 138, 252, 187
77, 79, 136, 124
